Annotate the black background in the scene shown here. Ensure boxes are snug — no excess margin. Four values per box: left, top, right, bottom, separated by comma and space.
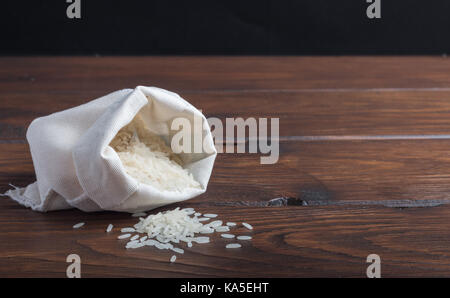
1, 0, 449, 55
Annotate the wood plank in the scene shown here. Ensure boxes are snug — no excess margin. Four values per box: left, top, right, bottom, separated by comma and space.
1, 199, 450, 277
197, 139, 450, 206
4, 90, 450, 140
2, 57, 450, 94
2, 56, 450, 277
3, 139, 450, 205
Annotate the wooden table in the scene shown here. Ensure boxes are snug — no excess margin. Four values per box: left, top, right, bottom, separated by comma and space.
2, 56, 450, 277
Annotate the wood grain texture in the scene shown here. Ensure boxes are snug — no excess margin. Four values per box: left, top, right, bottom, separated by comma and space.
1, 199, 450, 277
1, 56, 450, 277
3, 140, 450, 206
4, 90, 450, 139
1, 56, 450, 93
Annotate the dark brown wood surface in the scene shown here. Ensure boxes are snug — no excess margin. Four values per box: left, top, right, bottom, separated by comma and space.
1, 56, 450, 277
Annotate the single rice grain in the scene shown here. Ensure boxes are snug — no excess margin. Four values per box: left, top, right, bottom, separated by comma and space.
226, 243, 242, 249
215, 226, 230, 232
242, 222, 253, 230
221, 233, 235, 239
73, 222, 85, 229
237, 235, 252, 240
195, 237, 210, 244
121, 227, 135, 233
118, 233, 131, 239
203, 213, 218, 218
171, 247, 184, 254
208, 220, 223, 227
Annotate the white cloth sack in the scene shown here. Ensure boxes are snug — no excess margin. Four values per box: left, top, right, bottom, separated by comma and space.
4, 86, 217, 212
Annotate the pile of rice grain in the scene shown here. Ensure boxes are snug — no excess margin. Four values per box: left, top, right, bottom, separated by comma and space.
115, 207, 254, 262
133, 207, 214, 245
110, 119, 200, 192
